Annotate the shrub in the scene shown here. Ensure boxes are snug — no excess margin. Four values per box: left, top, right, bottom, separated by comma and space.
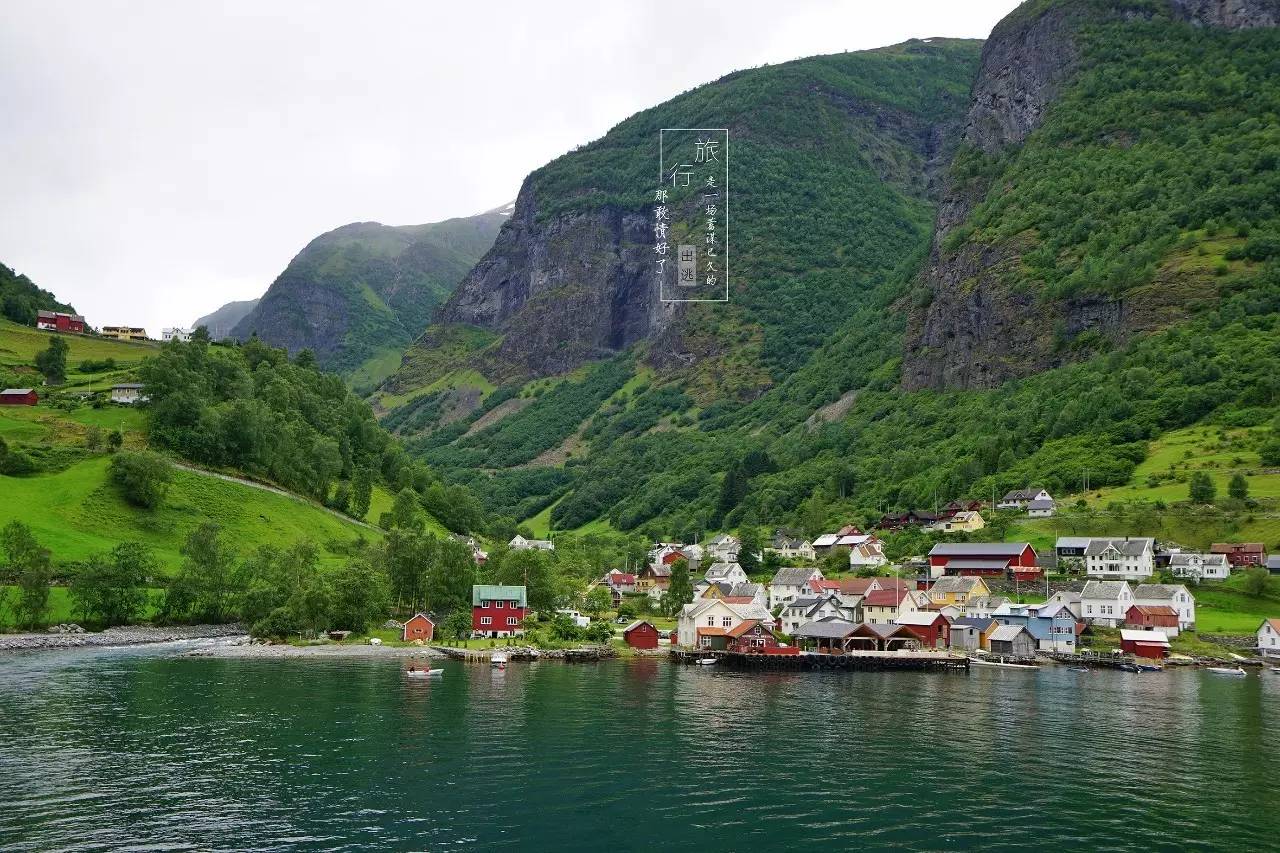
109, 450, 172, 509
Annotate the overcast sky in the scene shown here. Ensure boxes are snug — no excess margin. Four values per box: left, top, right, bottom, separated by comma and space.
0, 0, 1020, 332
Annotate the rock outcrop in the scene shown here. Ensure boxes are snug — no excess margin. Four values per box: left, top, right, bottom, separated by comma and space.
903, 0, 1280, 391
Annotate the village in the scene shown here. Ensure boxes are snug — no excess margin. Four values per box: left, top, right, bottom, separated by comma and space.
385, 490, 1280, 676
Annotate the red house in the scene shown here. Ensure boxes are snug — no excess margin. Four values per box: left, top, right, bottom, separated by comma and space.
402, 613, 435, 642
1125, 604, 1178, 633
1211, 542, 1266, 568
726, 620, 786, 653
471, 584, 528, 638
1121, 629, 1170, 659
623, 620, 660, 650
928, 542, 1040, 581
35, 310, 86, 333
0, 388, 37, 406
894, 612, 951, 649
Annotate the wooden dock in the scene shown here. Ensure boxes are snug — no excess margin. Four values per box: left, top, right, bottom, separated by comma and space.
670, 649, 969, 671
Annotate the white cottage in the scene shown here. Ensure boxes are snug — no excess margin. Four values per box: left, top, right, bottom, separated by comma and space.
1168, 552, 1230, 582
1080, 580, 1134, 627
768, 566, 824, 611
1133, 583, 1196, 631
1258, 618, 1280, 659
704, 562, 748, 587
1085, 538, 1154, 580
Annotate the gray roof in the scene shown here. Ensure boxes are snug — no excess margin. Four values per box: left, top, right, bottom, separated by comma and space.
953, 617, 997, 630
1028, 499, 1056, 510
965, 595, 1008, 610
728, 582, 762, 597
1, 388, 34, 395
771, 568, 817, 587
705, 562, 743, 579
1056, 537, 1092, 549
1084, 538, 1153, 557
1133, 583, 1191, 602
1169, 553, 1228, 568
112, 383, 145, 390
1269, 555, 1280, 570
793, 618, 859, 639
786, 595, 826, 611
928, 542, 1031, 557
990, 624, 1030, 642
930, 576, 984, 594
1081, 580, 1130, 600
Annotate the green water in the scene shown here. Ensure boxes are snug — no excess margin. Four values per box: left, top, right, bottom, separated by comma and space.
1, 644, 1277, 851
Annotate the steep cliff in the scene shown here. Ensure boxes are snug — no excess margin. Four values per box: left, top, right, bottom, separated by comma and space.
232, 211, 506, 377
903, 0, 1280, 390
192, 298, 258, 339
389, 39, 983, 396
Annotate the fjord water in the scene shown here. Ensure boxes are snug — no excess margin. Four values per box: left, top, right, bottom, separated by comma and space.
1, 647, 1276, 851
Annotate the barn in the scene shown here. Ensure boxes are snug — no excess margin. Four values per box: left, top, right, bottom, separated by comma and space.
623, 620, 660, 650
0, 388, 38, 406
928, 542, 1040, 580
402, 613, 435, 642
1120, 629, 1170, 660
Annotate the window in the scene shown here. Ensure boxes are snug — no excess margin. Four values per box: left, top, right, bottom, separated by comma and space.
722, 616, 732, 628
507, 617, 518, 626
495, 601, 504, 609
480, 616, 492, 625
706, 616, 715, 626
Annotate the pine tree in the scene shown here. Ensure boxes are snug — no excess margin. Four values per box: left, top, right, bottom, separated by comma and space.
1188, 472, 1216, 504
1228, 473, 1248, 501
664, 557, 693, 616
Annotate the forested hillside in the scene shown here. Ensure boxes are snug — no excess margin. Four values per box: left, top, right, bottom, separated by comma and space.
0, 262, 74, 326
367, 1, 1280, 542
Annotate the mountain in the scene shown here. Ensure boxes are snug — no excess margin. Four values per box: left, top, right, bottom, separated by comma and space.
380, 1, 1280, 539
193, 298, 259, 339
0, 261, 74, 326
231, 210, 507, 383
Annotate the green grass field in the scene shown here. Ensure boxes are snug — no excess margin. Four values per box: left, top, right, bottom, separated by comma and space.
0, 318, 159, 366
0, 457, 377, 573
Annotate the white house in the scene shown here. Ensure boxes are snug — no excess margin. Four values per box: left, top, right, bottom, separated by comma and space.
1168, 552, 1230, 582
767, 533, 816, 562
768, 566, 824, 611
1041, 591, 1083, 620
781, 594, 857, 635
1133, 583, 1196, 631
997, 487, 1053, 510
1027, 498, 1057, 518
1085, 538, 1155, 580
161, 327, 192, 343
1080, 580, 1133, 627
677, 598, 773, 648
704, 562, 748, 587
109, 383, 148, 404
556, 609, 591, 628
1258, 618, 1280, 659
726, 582, 767, 608
962, 595, 1010, 620
706, 534, 741, 563
848, 539, 888, 569
863, 587, 926, 625
509, 535, 555, 552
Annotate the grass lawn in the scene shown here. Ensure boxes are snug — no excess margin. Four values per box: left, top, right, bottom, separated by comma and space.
0, 457, 377, 573
0, 319, 159, 367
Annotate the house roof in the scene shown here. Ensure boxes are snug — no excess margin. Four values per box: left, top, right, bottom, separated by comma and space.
623, 620, 655, 634
1, 388, 34, 395
728, 582, 762, 598
1056, 537, 1093, 549
1001, 487, 1046, 501
472, 584, 527, 606
894, 612, 945, 627
722, 596, 755, 605
785, 595, 826, 611
864, 588, 909, 607
1120, 629, 1169, 645
1169, 553, 1229, 568
1211, 542, 1265, 554
1128, 604, 1177, 618
836, 534, 872, 547
405, 612, 434, 625
771, 567, 818, 587
930, 576, 984, 595
928, 542, 1031, 557
793, 618, 860, 639
1085, 537, 1154, 557
1133, 583, 1191, 602
964, 595, 1008, 611
696, 627, 730, 637
811, 578, 841, 591
705, 562, 743, 580
607, 572, 637, 584
1081, 580, 1131, 600
953, 617, 997, 631
812, 534, 840, 547
708, 533, 739, 547
727, 619, 767, 638
1268, 556, 1280, 570
1027, 499, 1056, 510
839, 578, 877, 596
989, 625, 1029, 642
1262, 618, 1280, 634
112, 383, 145, 390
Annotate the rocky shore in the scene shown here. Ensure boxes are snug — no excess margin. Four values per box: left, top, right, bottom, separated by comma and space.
0, 623, 248, 652
183, 637, 448, 659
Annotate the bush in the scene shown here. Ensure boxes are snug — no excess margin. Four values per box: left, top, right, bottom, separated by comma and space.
109, 450, 172, 509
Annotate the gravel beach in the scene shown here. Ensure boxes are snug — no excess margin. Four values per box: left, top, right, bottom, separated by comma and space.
0, 624, 248, 652
183, 638, 448, 659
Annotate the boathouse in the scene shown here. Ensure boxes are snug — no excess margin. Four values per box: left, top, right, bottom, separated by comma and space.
1120, 629, 1170, 659
623, 620, 660, 650
402, 613, 435, 642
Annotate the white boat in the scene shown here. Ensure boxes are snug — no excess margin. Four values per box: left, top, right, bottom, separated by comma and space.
1207, 666, 1247, 677
970, 656, 1038, 669
404, 668, 444, 678
695, 658, 717, 666
491, 653, 508, 669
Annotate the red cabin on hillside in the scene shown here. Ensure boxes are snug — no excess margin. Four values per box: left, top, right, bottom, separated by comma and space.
928, 542, 1040, 581
623, 620, 660, 650
0, 388, 37, 406
35, 310, 86, 333
1211, 542, 1265, 568
402, 613, 435, 642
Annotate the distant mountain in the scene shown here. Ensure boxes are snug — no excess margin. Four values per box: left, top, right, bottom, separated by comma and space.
192, 298, 259, 339
230, 210, 507, 378
0, 261, 74, 326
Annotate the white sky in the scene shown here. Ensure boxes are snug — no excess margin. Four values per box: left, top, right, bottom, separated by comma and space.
0, 0, 1021, 332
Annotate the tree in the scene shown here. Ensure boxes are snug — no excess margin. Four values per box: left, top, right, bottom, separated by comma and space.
165, 523, 237, 622
425, 538, 476, 614
107, 429, 124, 452
738, 528, 761, 575
109, 450, 172, 509
85, 424, 104, 451
190, 325, 211, 345
1188, 472, 1216, 504
2, 521, 51, 628
330, 559, 390, 632
34, 336, 68, 384
71, 542, 154, 626
585, 620, 614, 644
389, 487, 425, 532
495, 548, 556, 613
443, 610, 472, 643
1242, 566, 1270, 598
350, 467, 373, 520
1261, 438, 1280, 467
294, 348, 317, 370
1228, 473, 1249, 501
584, 586, 612, 617
662, 556, 693, 616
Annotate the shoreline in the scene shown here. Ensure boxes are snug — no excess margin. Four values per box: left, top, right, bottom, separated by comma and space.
184, 639, 448, 660
0, 623, 247, 653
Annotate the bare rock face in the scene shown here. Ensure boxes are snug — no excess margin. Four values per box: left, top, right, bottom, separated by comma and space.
903, 0, 1279, 391
438, 187, 678, 380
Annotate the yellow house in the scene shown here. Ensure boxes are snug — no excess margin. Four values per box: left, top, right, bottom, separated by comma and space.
934, 511, 985, 533
927, 576, 991, 607
100, 326, 149, 341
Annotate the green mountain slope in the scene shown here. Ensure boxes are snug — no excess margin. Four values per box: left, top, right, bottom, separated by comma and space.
0, 262, 74, 327
232, 211, 507, 384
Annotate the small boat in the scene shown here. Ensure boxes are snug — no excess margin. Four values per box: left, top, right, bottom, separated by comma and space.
1118, 663, 1141, 673
491, 653, 508, 669
1270, 667, 1280, 674
1207, 666, 1247, 677
1136, 664, 1163, 672
404, 668, 444, 678
970, 657, 1038, 669
695, 658, 717, 666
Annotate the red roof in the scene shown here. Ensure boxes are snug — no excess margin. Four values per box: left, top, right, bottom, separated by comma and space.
608, 572, 637, 584
726, 620, 763, 638
864, 589, 909, 607
1128, 604, 1177, 618
722, 596, 755, 605
811, 579, 840, 592
1211, 542, 1264, 554
696, 627, 730, 637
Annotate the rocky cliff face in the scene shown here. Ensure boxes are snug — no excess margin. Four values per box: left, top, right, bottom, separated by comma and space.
902, 0, 1280, 391
438, 190, 676, 379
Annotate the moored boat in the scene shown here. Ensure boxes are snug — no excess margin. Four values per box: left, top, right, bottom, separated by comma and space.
491, 653, 508, 669
695, 658, 717, 666
1207, 666, 1247, 677
970, 656, 1038, 669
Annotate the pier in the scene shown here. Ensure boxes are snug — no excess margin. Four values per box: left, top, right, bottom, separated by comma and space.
670, 649, 969, 672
